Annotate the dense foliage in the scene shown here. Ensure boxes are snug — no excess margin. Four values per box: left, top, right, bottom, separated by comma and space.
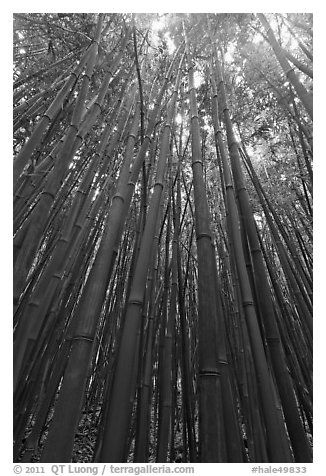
13, 13, 312, 463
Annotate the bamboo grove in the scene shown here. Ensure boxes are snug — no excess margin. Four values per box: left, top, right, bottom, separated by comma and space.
13, 13, 313, 463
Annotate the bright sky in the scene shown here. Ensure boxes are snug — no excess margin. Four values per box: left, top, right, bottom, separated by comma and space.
253, 13, 296, 49
152, 17, 166, 32
225, 43, 236, 64
150, 15, 176, 55
194, 71, 204, 88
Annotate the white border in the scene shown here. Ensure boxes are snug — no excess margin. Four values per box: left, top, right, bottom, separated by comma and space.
4, 4, 324, 474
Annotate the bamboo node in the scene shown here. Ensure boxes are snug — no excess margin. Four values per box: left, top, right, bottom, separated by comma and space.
219, 359, 228, 365
43, 113, 52, 122
82, 72, 92, 81
42, 190, 55, 200
196, 232, 211, 241
199, 369, 221, 377
113, 193, 125, 201
72, 335, 94, 342
251, 247, 261, 253
128, 132, 138, 140
59, 237, 69, 244
285, 66, 296, 77
69, 123, 79, 133
153, 180, 164, 188
242, 300, 254, 307
128, 298, 144, 306
266, 337, 280, 344
229, 140, 239, 149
